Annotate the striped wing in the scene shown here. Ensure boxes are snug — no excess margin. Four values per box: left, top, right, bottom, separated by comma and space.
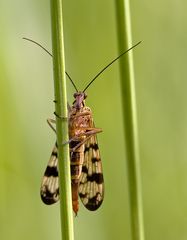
79, 135, 104, 211
40, 143, 59, 204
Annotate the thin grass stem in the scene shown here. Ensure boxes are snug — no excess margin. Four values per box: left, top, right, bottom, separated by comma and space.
115, 1, 144, 240
50, 1, 74, 239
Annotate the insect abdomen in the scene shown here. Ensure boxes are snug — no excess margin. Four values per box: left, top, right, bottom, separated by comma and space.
70, 140, 84, 214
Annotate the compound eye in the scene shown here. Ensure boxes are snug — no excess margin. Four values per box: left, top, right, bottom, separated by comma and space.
73, 93, 78, 98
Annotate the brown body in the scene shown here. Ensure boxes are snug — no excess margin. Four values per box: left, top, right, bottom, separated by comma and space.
41, 92, 104, 215
69, 104, 92, 214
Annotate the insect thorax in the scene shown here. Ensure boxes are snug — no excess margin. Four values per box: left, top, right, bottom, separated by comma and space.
69, 105, 92, 128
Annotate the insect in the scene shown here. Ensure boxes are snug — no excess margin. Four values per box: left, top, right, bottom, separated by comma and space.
23, 38, 141, 214
41, 91, 104, 214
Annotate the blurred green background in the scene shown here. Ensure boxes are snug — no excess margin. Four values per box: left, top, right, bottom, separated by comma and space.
1, 1, 187, 240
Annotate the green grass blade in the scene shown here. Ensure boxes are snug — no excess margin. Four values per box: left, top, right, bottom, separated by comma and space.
50, 1, 74, 240
115, 1, 144, 240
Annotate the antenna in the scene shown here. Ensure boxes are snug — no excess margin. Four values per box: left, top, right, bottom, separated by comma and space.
83, 41, 141, 92
23, 37, 78, 92
65, 72, 78, 92
23, 37, 53, 57
23, 37, 141, 93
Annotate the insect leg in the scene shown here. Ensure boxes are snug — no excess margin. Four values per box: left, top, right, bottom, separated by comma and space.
63, 127, 102, 147
71, 128, 102, 152
47, 118, 56, 133
47, 103, 70, 133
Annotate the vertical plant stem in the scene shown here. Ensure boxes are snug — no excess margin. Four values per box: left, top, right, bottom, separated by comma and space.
115, 1, 144, 240
50, 1, 74, 240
